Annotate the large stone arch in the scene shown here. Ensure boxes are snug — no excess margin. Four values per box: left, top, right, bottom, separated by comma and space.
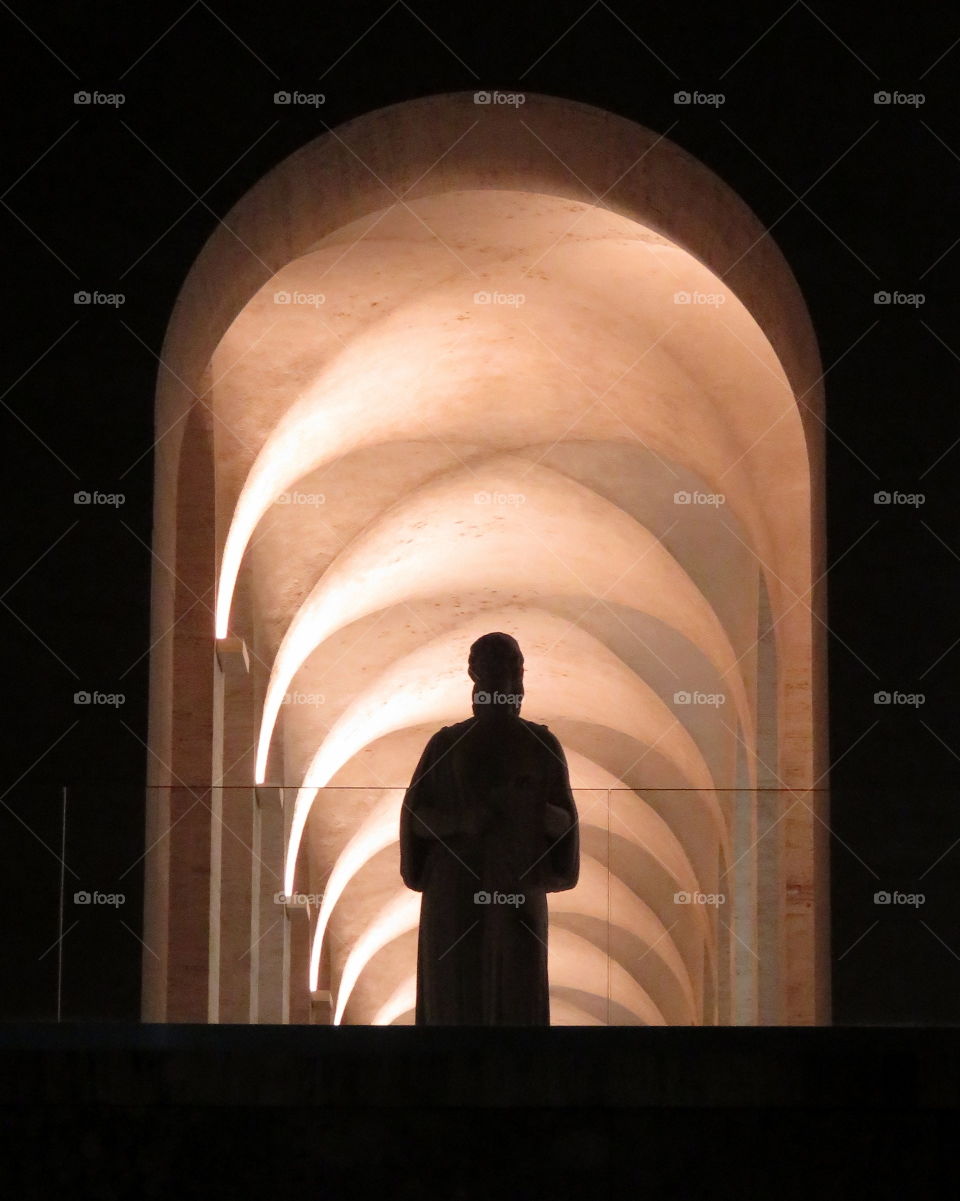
145, 92, 828, 1026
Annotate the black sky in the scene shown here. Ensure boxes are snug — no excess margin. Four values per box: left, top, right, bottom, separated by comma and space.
1, 0, 959, 1023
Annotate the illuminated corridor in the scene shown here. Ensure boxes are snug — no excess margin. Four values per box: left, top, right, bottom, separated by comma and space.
144, 93, 828, 1027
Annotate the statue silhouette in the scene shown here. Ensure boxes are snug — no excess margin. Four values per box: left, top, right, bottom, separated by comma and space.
399, 633, 580, 1025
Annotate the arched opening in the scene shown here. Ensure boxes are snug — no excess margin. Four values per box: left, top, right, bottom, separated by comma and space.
144, 92, 829, 1026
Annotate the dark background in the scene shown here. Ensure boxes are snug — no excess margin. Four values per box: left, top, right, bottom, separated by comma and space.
1, 0, 957, 1024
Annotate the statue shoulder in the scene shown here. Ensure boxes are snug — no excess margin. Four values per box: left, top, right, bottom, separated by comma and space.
521, 717, 561, 745
440, 718, 471, 738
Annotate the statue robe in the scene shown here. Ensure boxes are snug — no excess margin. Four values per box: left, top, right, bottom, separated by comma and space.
399, 708, 579, 1025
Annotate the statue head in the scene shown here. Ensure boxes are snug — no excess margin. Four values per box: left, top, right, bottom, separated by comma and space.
468, 632, 523, 715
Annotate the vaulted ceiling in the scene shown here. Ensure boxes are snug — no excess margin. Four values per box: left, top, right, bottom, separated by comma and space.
208, 187, 808, 1024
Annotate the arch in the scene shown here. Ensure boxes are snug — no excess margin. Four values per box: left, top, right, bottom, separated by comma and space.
257, 456, 755, 788
370, 929, 667, 1028
146, 92, 828, 1027
308, 764, 714, 999
284, 605, 731, 898
334, 856, 696, 1027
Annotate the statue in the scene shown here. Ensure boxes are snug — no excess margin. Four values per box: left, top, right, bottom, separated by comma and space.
399, 632, 579, 1024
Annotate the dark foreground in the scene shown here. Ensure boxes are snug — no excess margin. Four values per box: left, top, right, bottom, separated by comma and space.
1, 1024, 957, 1198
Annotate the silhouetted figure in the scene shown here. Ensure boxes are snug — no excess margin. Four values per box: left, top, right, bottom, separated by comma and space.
400, 633, 579, 1025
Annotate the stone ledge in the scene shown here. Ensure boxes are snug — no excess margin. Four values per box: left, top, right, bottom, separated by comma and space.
0, 1024, 957, 1109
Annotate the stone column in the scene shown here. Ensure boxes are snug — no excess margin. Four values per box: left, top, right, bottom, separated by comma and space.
248, 782, 262, 1023
214, 636, 255, 1024
255, 784, 285, 1023
756, 575, 785, 1025
715, 850, 731, 1026
207, 648, 225, 1022
732, 735, 759, 1025
286, 903, 312, 1024
163, 402, 217, 1023
249, 623, 286, 1023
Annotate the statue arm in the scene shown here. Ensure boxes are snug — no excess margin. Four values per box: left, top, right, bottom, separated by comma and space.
545, 799, 572, 838
400, 730, 446, 890
400, 729, 479, 892
539, 729, 580, 893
